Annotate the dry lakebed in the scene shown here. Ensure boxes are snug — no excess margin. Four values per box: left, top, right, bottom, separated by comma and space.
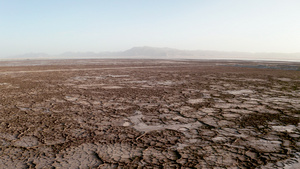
0, 59, 299, 168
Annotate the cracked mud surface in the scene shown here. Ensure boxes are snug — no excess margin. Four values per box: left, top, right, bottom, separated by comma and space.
0, 59, 299, 168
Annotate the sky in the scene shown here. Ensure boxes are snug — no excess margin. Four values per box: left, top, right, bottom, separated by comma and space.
0, 0, 300, 58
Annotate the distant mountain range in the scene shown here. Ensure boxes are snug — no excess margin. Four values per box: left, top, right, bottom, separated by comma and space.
4, 46, 300, 61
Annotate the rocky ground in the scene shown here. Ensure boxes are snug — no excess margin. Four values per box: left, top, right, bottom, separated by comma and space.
0, 59, 299, 168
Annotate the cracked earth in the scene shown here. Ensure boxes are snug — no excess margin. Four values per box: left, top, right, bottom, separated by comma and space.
0, 59, 299, 168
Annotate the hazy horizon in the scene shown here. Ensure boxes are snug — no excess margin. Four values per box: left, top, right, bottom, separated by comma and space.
0, 46, 298, 63
1, 0, 300, 60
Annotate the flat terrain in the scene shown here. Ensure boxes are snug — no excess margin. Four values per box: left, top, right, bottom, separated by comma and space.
0, 59, 299, 168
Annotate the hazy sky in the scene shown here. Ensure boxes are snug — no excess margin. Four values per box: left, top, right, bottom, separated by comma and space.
1, 0, 300, 57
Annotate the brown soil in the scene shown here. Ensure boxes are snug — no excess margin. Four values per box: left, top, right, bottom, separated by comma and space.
0, 59, 299, 168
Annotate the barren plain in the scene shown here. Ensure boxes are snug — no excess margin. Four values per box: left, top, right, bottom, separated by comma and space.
0, 59, 299, 169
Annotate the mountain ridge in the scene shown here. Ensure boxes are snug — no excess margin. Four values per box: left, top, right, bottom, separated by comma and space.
3, 46, 300, 61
